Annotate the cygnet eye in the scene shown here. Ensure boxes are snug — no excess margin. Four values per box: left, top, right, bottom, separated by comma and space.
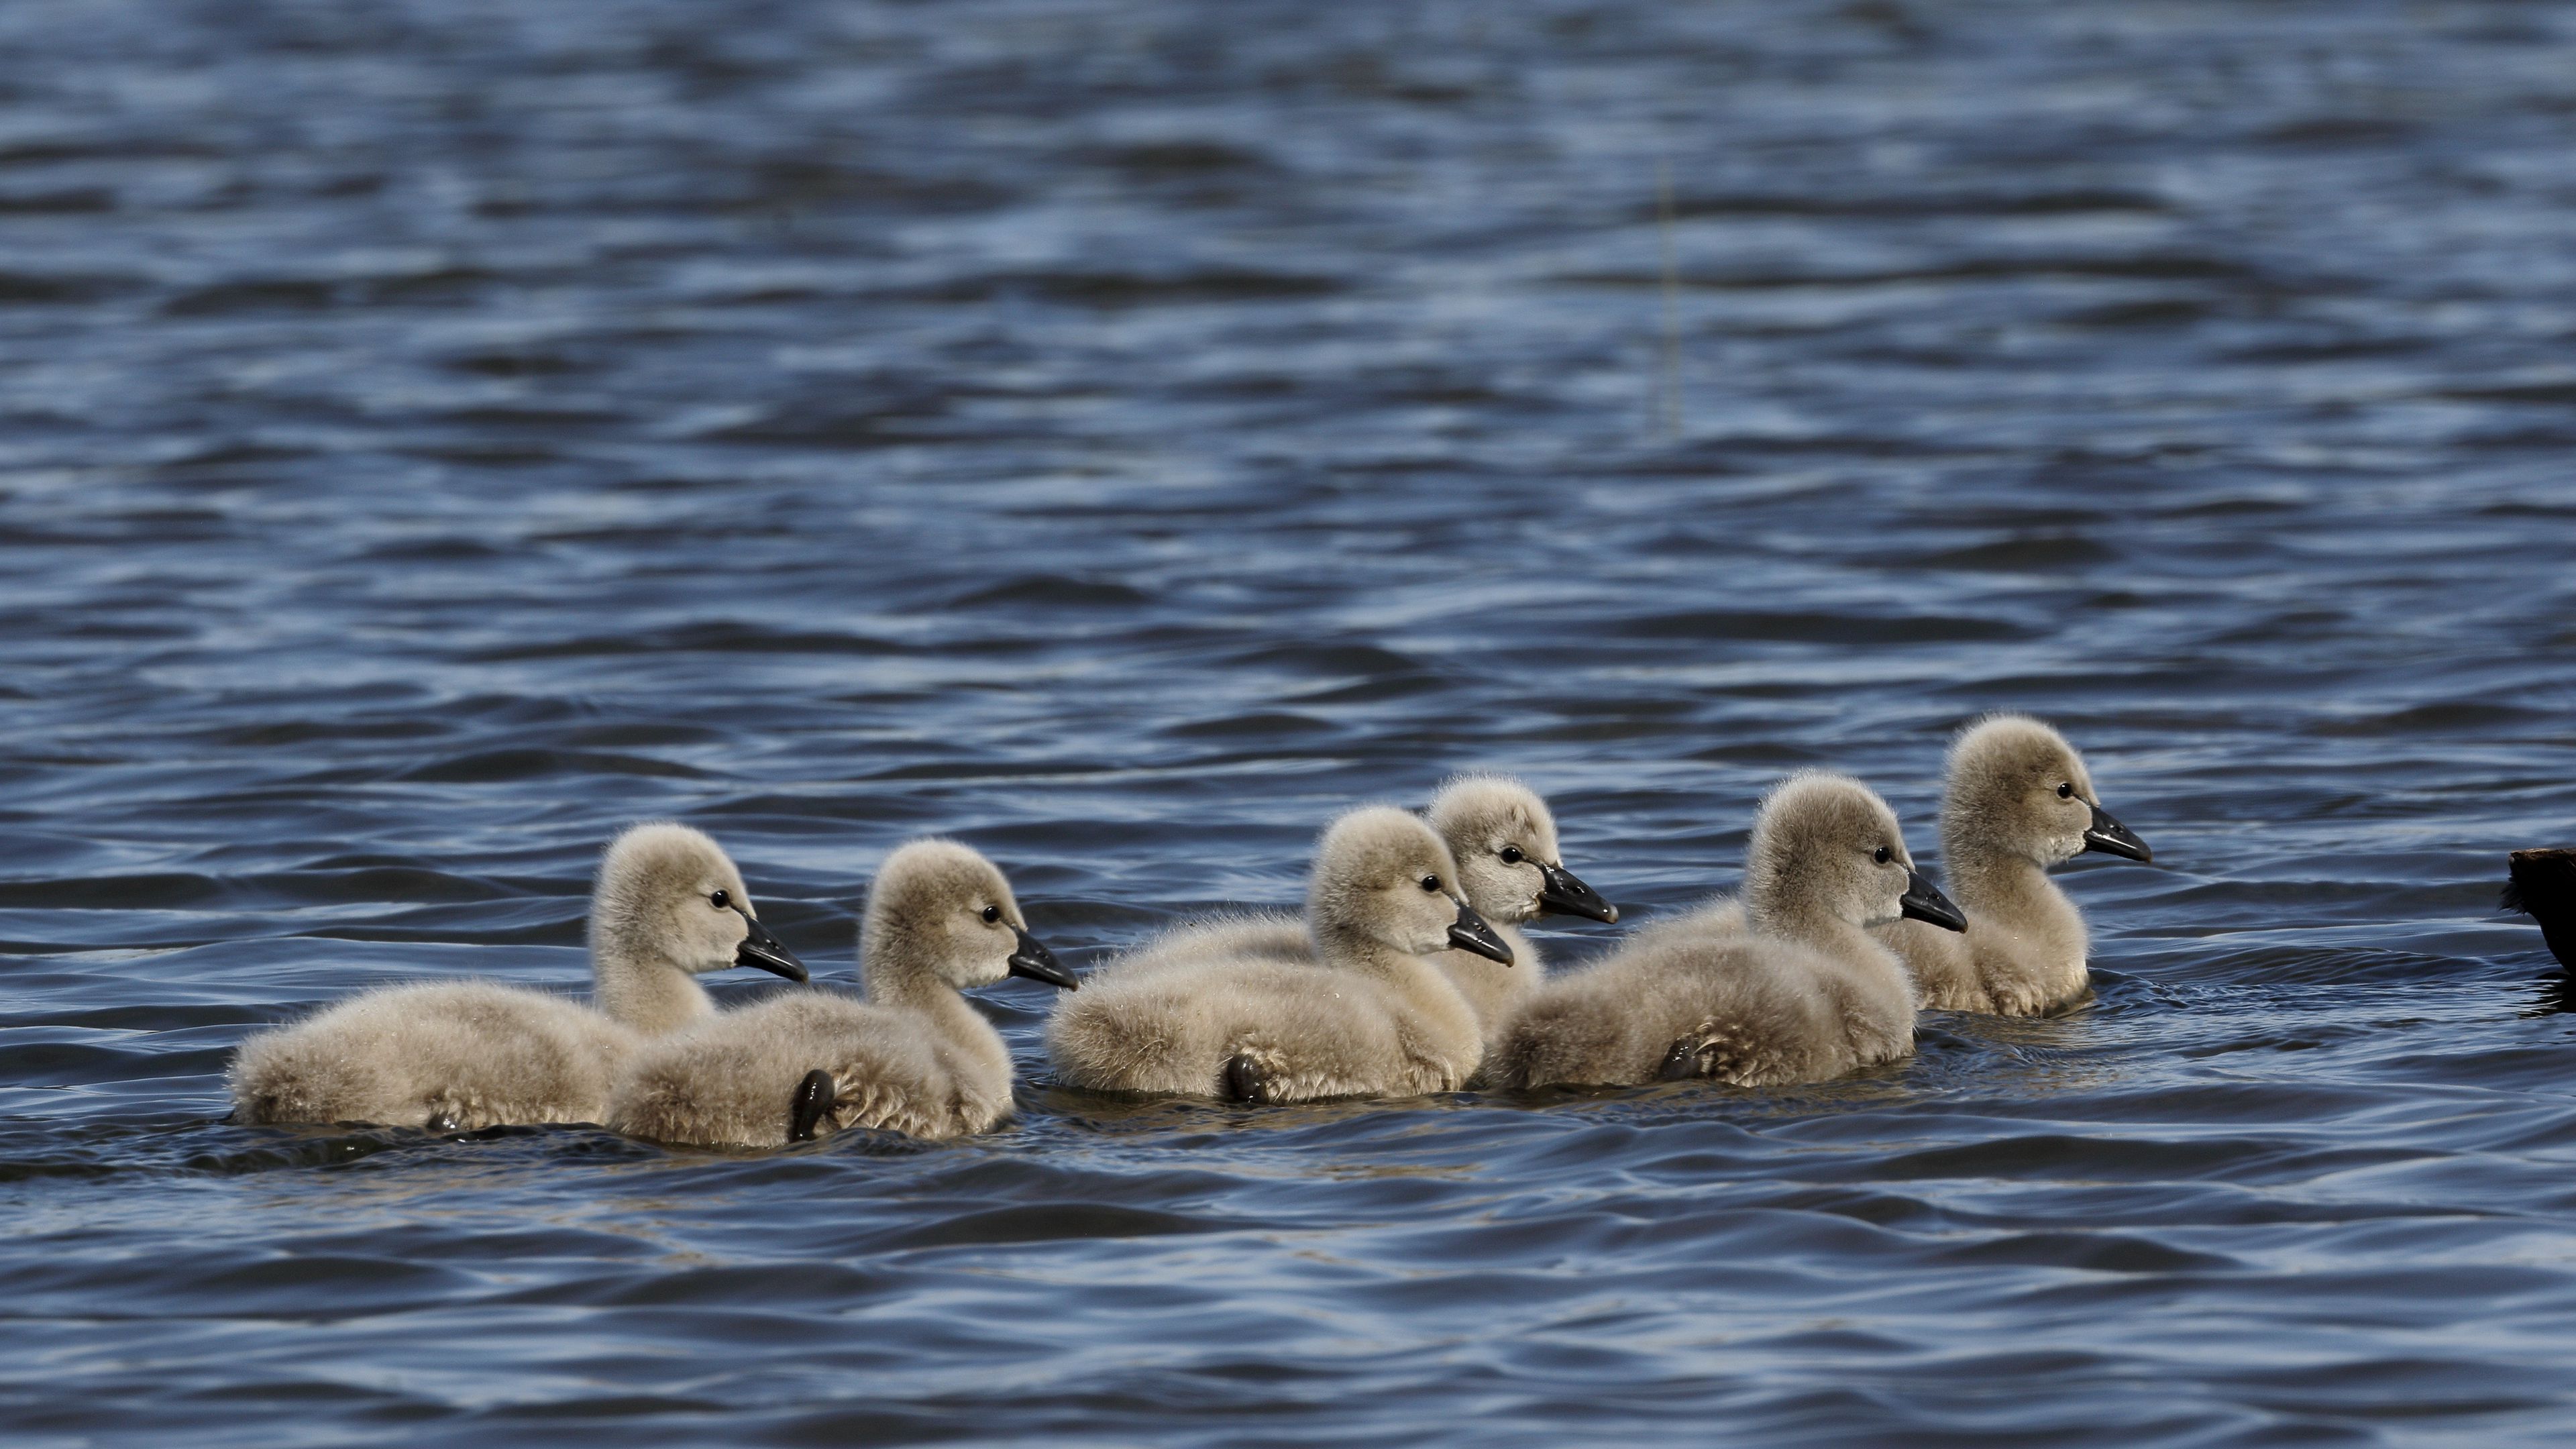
1418, 874, 1442, 894
1499, 845, 1525, 865
980, 904, 1001, 924
2057, 782, 2075, 799
1872, 846, 1892, 865
710, 888, 731, 910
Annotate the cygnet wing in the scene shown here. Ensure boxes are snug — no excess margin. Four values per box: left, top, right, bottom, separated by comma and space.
1093, 912, 1311, 984
608, 991, 954, 1145
230, 980, 637, 1130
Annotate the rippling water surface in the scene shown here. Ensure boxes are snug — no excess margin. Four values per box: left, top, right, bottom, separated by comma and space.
7, 1, 2576, 1443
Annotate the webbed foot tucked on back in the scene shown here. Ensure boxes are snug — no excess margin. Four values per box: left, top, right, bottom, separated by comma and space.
1658, 1039, 1717, 1081
1221, 1054, 1268, 1104
1658, 1020, 1758, 1085
789, 1069, 837, 1143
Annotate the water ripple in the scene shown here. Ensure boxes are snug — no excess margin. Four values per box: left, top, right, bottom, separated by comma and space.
4, 0, 2576, 1444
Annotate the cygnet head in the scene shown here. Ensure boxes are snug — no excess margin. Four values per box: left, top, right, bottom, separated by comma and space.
861, 838, 1075, 994
590, 822, 808, 981
1309, 806, 1515, 965
1426, 774, 1618, 925
1944, 714, 2151, 867
1747, 773, 1966, 934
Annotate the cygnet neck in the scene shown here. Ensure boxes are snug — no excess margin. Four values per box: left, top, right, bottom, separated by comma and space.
590, 932, 716, 1036
858, 912, 965, 1014
1959, 858, 2084, 965
875, 959, 991, 1055
1748, 886, 1884, 968
1311, 918, 1428, 980
1311, 916, 1483, 1069
857, 918, 1006, 1080
1942, 826, 2073, 920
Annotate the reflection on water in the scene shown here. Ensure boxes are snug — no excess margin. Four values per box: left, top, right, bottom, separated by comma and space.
2523, 972, 2576, 1018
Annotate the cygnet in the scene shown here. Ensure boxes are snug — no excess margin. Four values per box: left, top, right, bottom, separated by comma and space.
229, 822, 809, 1130
1488, 773, 1961, 1089
607, 838, 1076, 1146
1105, 775, 1617, 1055
1876, 714, 2151, 1015
1046, 806, 1510, 1103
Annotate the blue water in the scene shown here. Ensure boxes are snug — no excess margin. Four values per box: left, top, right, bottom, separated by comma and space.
6, 1, 2576, 1443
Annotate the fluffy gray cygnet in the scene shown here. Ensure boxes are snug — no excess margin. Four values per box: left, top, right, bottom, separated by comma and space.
1046, 806, 1512, 1103
229, 822, 809, 1131
1107, 775, 1616, 1057
1875, 714, 2151, 1016
607, 838, 1076, 1147
1487, 773, 1962, 1090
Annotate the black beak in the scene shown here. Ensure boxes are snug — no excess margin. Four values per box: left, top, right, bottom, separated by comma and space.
2082, 802, 2153, 863
1900, 869, 1969, 933
731, 907, 809, 981
1007, 926, 1079, 989
1536, 860, 1619, 923
1447, 900, 1515, 965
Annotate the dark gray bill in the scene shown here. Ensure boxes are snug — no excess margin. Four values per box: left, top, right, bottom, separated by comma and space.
1536, 860, 1619, 923
2082, 803, 2152, 863
731, 907, 810, 981
1008, 926, 1079, 989
1900, 869, 1969, 932
1447, 901, 1514, 964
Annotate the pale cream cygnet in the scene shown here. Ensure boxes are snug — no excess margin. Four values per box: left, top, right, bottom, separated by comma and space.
1046, 806, 1511, 1103
229, 823, 810, 1131
1110, 775, 1616, 1056
1489, 773, 1960, 1089
608, 838, 1075, 1146
1876, 714, 2152, 1016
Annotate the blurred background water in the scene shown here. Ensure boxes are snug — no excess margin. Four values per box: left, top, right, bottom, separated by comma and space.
5, 0, 2576, 1443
